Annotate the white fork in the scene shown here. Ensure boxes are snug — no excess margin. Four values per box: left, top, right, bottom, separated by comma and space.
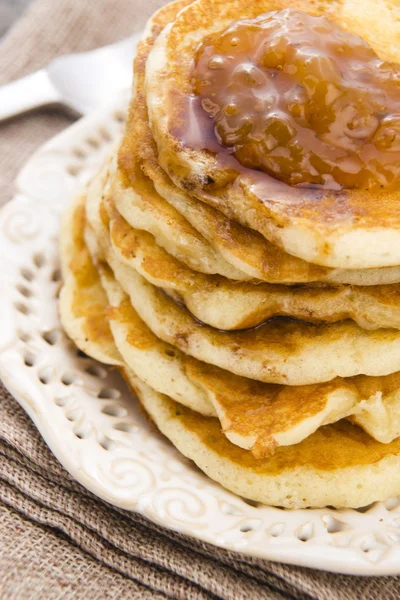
0, 33, 141, 122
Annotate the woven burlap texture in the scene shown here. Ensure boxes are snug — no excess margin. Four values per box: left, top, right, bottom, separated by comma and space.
1, 0, 400, 598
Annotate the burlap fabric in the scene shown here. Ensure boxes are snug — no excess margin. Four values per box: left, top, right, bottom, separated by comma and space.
0, 1, 400, 597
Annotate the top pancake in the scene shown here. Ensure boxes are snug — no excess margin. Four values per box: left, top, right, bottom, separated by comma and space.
118, 0, 400, 285
145, 0, 400, 269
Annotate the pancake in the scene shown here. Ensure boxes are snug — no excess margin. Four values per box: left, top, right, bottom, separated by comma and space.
103, 249, 400, 386
145, 0, 400, 269
62, 193, 400, 457
132, 375, 400, 509
108, 196, 400, 331
59, 192, 122, 366
118, 0, 400, 286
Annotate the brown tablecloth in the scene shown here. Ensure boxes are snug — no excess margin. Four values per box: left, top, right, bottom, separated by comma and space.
0, 1, 400, 597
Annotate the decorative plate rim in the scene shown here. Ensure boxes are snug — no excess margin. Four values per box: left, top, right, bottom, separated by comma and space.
2, 95, 400, 576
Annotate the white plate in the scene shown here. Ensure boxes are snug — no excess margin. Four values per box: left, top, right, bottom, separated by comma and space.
2, 96, 400, 576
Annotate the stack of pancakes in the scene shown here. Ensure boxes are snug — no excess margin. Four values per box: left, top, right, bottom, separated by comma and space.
60, 0, 400, 508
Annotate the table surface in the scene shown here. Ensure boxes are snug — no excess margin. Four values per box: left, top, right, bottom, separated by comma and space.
0, 0, 32, 39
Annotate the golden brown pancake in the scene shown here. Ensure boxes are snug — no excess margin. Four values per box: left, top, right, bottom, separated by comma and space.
118, 0, 400, 285
133, 376, 400, 509
145, 0, 400, 269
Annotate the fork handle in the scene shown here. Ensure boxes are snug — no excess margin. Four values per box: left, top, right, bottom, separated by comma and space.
0, 69, 62, 122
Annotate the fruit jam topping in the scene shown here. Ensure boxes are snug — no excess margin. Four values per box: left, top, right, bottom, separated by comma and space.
192, 9, 400, 190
